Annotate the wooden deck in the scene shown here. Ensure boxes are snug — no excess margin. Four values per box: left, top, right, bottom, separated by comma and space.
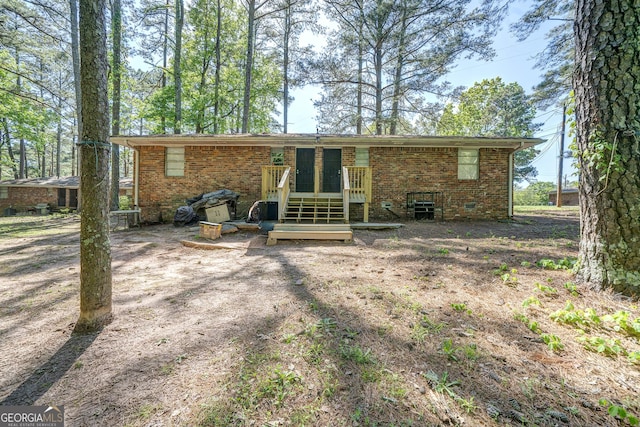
266, 223, 353, 246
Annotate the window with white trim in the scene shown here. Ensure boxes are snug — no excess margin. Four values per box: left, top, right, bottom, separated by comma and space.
458, 149, 479, 180
0, 186, 7, 199
165, 147, 185, 177
355, 147, 369, 166
270, 147, 284, 165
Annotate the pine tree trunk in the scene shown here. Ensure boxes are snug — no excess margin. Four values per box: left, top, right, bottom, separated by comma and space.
161, 0, 170, 134
282, 4, 291, 134
390, 5, 408, 136
111, 0, 122, 210
213, 0, 222, 134
574, 0, 640, 296
174, 0, 184, 134
70, 0, 82, 207
374, 43, 383, 135
242, 0, 256, 134
75, 0, 112, 332
356, 21, 363, 135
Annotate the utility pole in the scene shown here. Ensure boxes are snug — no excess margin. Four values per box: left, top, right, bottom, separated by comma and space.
556, 102, 566, 207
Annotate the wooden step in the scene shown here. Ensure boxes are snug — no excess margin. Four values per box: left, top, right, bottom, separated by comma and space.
283, 196, 345, 223
267, 223, 352, 246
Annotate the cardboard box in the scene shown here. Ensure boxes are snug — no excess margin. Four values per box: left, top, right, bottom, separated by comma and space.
199, 221, 222, 240
205, 204, 230, 222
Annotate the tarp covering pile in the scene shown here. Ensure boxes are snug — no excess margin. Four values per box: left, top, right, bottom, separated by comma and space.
173, 189, 239, 227
187, 189, 239, 212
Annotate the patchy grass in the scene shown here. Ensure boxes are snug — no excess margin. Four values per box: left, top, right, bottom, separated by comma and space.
1, 211, 639, 426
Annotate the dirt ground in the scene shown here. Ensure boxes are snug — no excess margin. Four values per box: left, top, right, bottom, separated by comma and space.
0, 210, 638, 427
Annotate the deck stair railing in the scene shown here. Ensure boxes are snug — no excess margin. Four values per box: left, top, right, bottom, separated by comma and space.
262, 166, 289, 201
345, 166, 372, 222
342, 167, 350, 222
276, 167, 291, 221
262, 165, 372, 223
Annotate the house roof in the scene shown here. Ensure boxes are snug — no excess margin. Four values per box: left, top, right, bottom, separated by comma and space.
110, 133, 544, 150
549, 188, 579, 195
0, 176, 133, 189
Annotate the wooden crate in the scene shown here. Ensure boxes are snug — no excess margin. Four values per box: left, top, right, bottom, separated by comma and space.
199, 221, 222, 240
205, 204, 230, 222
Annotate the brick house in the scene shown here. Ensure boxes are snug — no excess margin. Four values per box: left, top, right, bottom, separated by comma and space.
548, 188, 580, 206
0, 176, 133, 215
110, 134, 543, 223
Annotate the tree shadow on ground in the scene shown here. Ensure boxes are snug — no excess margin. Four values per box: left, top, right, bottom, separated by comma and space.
1, 332, 98, 405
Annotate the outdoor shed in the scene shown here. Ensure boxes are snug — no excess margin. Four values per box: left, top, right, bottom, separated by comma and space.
548, 188, 580, 206
110, 134, 544, 224
0, 176, 133, 215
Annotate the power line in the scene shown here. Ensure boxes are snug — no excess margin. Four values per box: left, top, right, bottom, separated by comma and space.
533, 108, 562, 121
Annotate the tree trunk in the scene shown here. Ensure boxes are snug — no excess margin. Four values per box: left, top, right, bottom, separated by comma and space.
75, 0, 113, 332
71, 118, 77, 176
195, 2, 212, 134
574, 0, 640, 297
19, 138, 26, 178
56, 86, 62, 177
111, 0, 122, 210
242, 0, 256, 134
174, 0, 184, 134
282, 2, 291, 134
213, 0, 222, 134
356, 22, 363, 135
374, 43, 383, 135
161, 0, 170, 134
15, 49, 27, 179
40, 144, 45, 177
70, 0, 82, 208
2, 119, 19, 179
390, 5, 408, 136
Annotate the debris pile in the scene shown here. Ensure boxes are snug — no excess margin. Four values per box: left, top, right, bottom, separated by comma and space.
173, 189, 239, 227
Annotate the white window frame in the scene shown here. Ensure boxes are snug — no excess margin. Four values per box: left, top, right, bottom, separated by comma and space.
165, 147, 185, 177
0, 186, 7, 199
458, 149, 479, 180
355, 147, 370, 167
270, 147, 284, 165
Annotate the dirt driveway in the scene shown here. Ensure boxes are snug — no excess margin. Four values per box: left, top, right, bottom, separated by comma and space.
1, 211, 638, 426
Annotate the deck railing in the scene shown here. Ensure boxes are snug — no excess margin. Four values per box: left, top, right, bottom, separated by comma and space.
342, 167, 350, 222
345, 166, 372, 202
276, 167, 291, 221
262, 166, 290, 201
346, 166, 372, 222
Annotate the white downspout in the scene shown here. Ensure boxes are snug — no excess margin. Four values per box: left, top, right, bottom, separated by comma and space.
133, 147, 140, 209
508, 142, 522, 218
508, 152, 514, 218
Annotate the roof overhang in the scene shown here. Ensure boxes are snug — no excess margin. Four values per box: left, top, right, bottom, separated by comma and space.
0, 176, 80, 188
0, 176, 133, 189
110, 133, 544, 151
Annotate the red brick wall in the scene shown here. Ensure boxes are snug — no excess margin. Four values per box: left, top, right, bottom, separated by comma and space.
0, 187, 58, 213
0, 186, 132, 215
134, 144, 513, 222
369, 147, 511, 220
548, 191, 579, 206
137, 145, 270, 222
342, 147, 356, 166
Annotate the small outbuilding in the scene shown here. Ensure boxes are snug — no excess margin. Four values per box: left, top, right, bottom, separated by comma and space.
0, 176, 133, 215
548, 188, 580, 206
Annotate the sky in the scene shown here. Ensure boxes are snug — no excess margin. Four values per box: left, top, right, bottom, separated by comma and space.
283, 6, 577, 189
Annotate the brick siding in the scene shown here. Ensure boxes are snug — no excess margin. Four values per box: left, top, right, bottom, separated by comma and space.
0, 185, 130, 215
0, 187, 58, 213
134, 144, 513, 223
369, 147, 510, 221
137, 145, 270, 222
